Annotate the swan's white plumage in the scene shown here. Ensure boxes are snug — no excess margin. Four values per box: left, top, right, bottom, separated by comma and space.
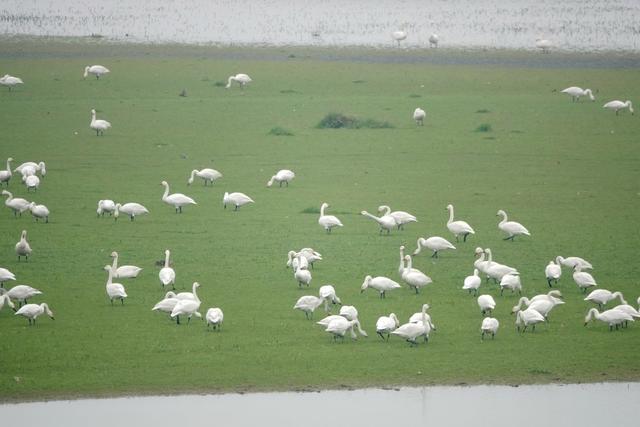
413, 236, 455, 258
0, 74, 24, 90
110, 251, 142, 279
481, 317, 499, 339
361, 275, 401, 298
413, 108, 426, 125
267, 169, 295, 187
15, 230, 31, 261
561, 87, 595, 102
206, 307, 224, 330
0, 157, 13, 186
114, 202, 148, 221
84, 65, 110, 79
15, 303, 54, 324
97, 199, 116, 216
159, 250, 176, 289
378, 205, 416, 230
446, 204, 475, 242
104, 265, 127, 304
603, 100, 633, 115
226, 73, 252, 89
361, 210, 396, 234
462, 269, 481, 294
161, 180, 197, 213
401, 255, 432, 293
188, 168, 222, 186
318, 202, 343, 232
496, 209, 530, 240
2, 190, 30, 216
90, 109, 111, 136
223, 192, 254, 210
477, 294, 496, 316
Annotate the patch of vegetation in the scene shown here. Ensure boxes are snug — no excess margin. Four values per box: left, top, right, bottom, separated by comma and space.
213, 81, 225, 87
352, 80, 366, 84
268, 126, 294, 136
280, 89, 299, 94
409, 94, 421, 98
316, 113, 393, 129
475, 123, 492, 132
301, 207, 320, 214
476, 108, 491, 113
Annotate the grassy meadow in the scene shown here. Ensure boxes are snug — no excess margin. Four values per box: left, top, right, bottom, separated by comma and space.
0, 41, 639, 401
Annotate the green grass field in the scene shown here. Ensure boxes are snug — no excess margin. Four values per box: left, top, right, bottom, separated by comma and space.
1, 41, 639, 401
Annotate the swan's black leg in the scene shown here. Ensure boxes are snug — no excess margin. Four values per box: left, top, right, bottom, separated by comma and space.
463, 233, 469, 242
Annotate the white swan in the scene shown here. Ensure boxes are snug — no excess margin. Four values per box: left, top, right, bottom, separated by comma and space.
408, 304, 436, 331
496, 209, 530, 241
90, 109, 111, 136
152, 292, 179, 316
292, 247, 322, 269
555, 255, 593, 271
361, 275, 401, 299
429, 34, 439, 48
499, 273, 522, 295
24, 174, 40, 192
267, 169, 295, 187
584, 289, 625, 309
15, 230, 31, 261
339, 305, 358, 321
14, 161, 46, 177
378, 205, 417, 230
413, 236, 455, 258
0, 293, 15, 312
6, 284, 42, 306
223, 192, 254, 210
462, 269, 481, 295
206, 307, 224, 330
361, 210, 396, 234
318, 202, 343, 233
114, 202, 149, 221
391, 30, 407, 46
15, 303, 54, 325
84, 65, 110, 79
323, 317, 367, 341
474, 247, 490, 275
413, 108, 426, 126
561, 87, 595, 102
97, 199, 116, 217
611, 304, 640, 327
294, 264, 312, 288
0, 157, 13, 186
161, 180, 197, 213
402, 255, 432, 294
512, 295, 564, 320
445, 204, 475, 242
104, 265, 127, 305
535, 38, 552, 53
0, 267, 16, 287
2, 190, 30, 216
319, 284, 342, 312
225, 73, 252, 89
110, 251, 142, 279
175, 281, 201, 301
392, 303, 431, 346
171, 282, 202, 325
484, 248, 519, 282
376, 313, 399, 341
187, 168, 222, 186
573, 265, 597, 292
316, 315, 345, 327
516, 308, 546, 332
530, 290, 564, 305
0, 74, 23, 90
477, 294, 496, 316
398, 246, 420, 277
584, 308, 633, 331
481, 317, 499, 340
294, 295, 324, 319
603, 100, 633, 115
544, 260, 562, 287
286, 250, 306, 271
159, 249, 176, 289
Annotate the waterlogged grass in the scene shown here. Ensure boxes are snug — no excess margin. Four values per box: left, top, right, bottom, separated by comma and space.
0, 42, 639, 401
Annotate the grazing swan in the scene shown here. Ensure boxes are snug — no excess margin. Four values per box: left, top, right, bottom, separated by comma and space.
2, 190, 30, 216
90, 109, 111, 136
319, 284, 342, 312
555, 255, 592, 271
477, 294, 496, 316
413, 236, 455, 258
316, 315, 346, 327
603, 100, 633, 115
6, 284, 42, 306
496, 209, 530, 241
206, 307, 224, 330
161, 180, 196, 213
323, 317, 367, 341
392, 304, 431, 346
378, 205, 417, 230
584, 308, 633, 331
294, 295, 324, 319
584, 289, 625, 309
413, 108, 426, 126
286, 250, 308, 271
361, 210, 396, 234
15, 230, 32, 261
530, 290, 564, 304
225, 73, 252, 89
24, 174, 39, 192
481, 317, 499, 340
484, 248, 518, 282
429, 33, 439, 48
14, 161, 46, 177
0, 267, 16, 287
612, 304, 640, 327
152, 293, 180, 316
187, 168, 222, 186
0, 293, 15, 312
561, 87, 595, 102
171, 282, 202, 325
294, 263, 312, 287
516, 308, 546, 332
376, 313, 399, 341
267, 169, 295, 187
175, 281, 201, 301
110, 251, 142, 279
392, 30, 407, 46
15, 303, 54, 325
545, 260, 562, 287
445, 204, 475, 242
361, 275, 401, 299
318, 202, 343, 233
114, 202, 149, 221
96, 199, 116, 217
462, 269, 481, 295
339, 305, 359, 321
535, 38, 552, 53
499, 273, 522, 295
0, 74, 24, 90
573, 265, 597, 292
223, 192, 254, 210
512, 295, 564, 320
104, 265, 127, 305
290, 248, 322, 269
159, 249, 176, 289
84, 65, 110, 79
0, 157, 13, 186
401, 255, 432, 294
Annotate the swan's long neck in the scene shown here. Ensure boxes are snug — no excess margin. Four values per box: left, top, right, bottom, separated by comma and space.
192, 283, 200, 303
320, 204, 326, 216
189, 170, 197, 183
626, 100, 634, 113
613, 292, 625, 304
399, 247, 405, 269
485, 249, 493, 263
585, 308, 599, 322
226, 76, 234, 88
498, 211, 507, 225
362, 211, 382, 224
111, 253, 119, 270
164, 251, 170, 268
584, 89, 594, 100
91, 111, 96, 125
5, 158, 11, 171
354, 320, 367, 336
106, 266, 113, 285
3, 191, 13, 201
514, 297, 529, 311
405, 256, 413, 271
84, 67, 89, 78
41, 302, 52, 316
447, 206, 454, 224
162, 183, 170, 200
380, 205, 391, 215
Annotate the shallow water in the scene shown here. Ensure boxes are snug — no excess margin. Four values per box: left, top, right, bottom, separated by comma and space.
1, 0, 639, 51
2, 383, 638, 426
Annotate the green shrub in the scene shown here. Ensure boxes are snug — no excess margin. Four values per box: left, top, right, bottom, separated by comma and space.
268, 127, 294, 136
475, 123, 492, 132
316, 113, 393, 129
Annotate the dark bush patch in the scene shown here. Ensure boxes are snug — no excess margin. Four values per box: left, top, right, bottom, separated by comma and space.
317, 113, 393, 129
213, 81, 225, 87
476, 109, 491, 113
268, 127, 294, 136
475, 123, 492, 132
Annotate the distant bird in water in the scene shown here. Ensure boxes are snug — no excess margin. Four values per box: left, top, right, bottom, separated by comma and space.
535, 38, 552, 53
392, 30, 407, 47
226, 74, 252, 89
603, 100, 634, 115
413, 108, 426, 126
84, 65, 110, 79
429, 34, 439, 48
0, 74, 24, 91
561, 87, 595, 102
90, 109, 111, 136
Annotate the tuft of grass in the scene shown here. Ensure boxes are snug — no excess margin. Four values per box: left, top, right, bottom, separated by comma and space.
352, 80, 366, 84
268, 126, 294, 136
280, 89, 299, 94
301, 207, 320, 214
316, 113, 393, 129
213, 81, 225, 87
475, 123, 492, 132
409, 94, 421, 98
476, 108, 491, 113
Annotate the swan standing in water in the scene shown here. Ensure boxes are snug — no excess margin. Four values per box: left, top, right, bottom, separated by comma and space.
225, 73, 252, 89
206, 307, 224, 330
545, 259, 562, 287
361, 275, 401, 299
413, 108, 426, 126
496, 209, 530, 241
584, 308, 634, 331
110, 251, 142, 279
2, 190, 30, 216
401, 255, 432, 294
481, 317, 499, 340
223, 192, 254, 210
413, 236, 455, 258
97, 199, 116, 217
90, 109, 111, 136
603, 100, 633, 115
516, 308, 546, 333
378, 205, 417, 230
187, 168, 222, 186
462, 269, 481, 295
104, 265, 127, 305
294, 295, 324, 319
555, 256, 592, 271
445, 204, 475, 242
361, 210, 396, 234
584, 289, 625, 310
267, 170, 295, 187
15, 303, 54, 325
477, 294, 496, 316
15, 230, 32, 261
114, 202, 149, 221
561, 87, 595, 102
429, 34, 439, 48
84, 65, 110, 79
392, 303, 431, 346
376, 313, 399, 341
318, 202, 343, 233
171, 282, 202, 325
159, 249, 176, 289
0, 157, 13, 186
0, 74, 23, 90
161, 181, 197, 213
573, 265, 597, 293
